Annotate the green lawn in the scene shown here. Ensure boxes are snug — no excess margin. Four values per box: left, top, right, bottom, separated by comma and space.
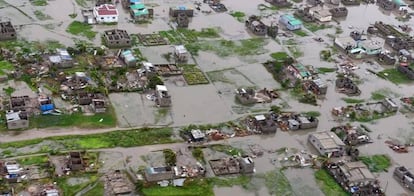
293, 30, 308, 37
66, 21, 97, 39
317, 67, 336, 74
16, 155, 49, 165
230, 11, 246, 22
0, 127, 176, 151
342, 98, 365, 104
159, 28, 220, 44
0, 60, 14, 75
83, 182, 104, 196
359, 155, 391, 172
31, 0, 47, 6
304, 23, 331, 32
57, 174, 99, 196
378, 68, 413, 84
30, 110, 116, 129
143, 178, 214, 196
270, 52, 289, 60
34, 10, 52, 20
186, 38, 268, 56
371, 92, 387, 101
315, 169, 349, 196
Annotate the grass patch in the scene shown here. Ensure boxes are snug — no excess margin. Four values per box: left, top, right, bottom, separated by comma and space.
359, 154, 391, 172
57, 174, 98, 196
83, 181, 104, 196
0, 128, 176, 154
342, 98, 365, 104
287, 46, 303, 58
210, 144, 244, 156
378, 68, 413, 84
0, 60, 14, 75
317, 67, 336, 74
31, 0, 47, 6
192, 147, 205, 164
304, 23, 331, 32
3, 87, 15, 96
270, 52, 289, 60
315, 169, 349, 196
230, 11, 246, 22
256, 169, 293, 195
30, 110, 116, 129
206, 69, 234, 84
293, 30, 308, 37
370, 88, 399, 101
75, 0, 87, 7
142, 178, 214, 196
66, 21, 97, 39
159, 28, 220, 44
371, 92, 386, 101
186, 38, 268, 57
16, 155, 49, 165
34, 10, 52, 20
178, 64, 209, 85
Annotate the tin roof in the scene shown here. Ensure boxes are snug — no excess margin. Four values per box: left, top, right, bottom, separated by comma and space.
94, 4, 118, 16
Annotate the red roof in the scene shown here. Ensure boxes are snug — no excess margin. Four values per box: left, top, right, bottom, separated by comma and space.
95, 4, 118, 16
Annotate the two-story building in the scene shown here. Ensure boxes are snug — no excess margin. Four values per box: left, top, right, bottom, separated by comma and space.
93, 4, 119, 23
308, 131, 345, 157
279, 14, 302, 31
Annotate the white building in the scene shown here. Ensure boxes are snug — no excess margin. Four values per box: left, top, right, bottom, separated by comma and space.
93, 4, 119, 23
308, 6, 332, 22
308, 131, 345, 157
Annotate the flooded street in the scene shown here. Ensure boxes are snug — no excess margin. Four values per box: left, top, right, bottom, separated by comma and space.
1, 0, 414, 195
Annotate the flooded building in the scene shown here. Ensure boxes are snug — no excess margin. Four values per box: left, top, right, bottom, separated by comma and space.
155, 85, 171, 107
130, 3, 151, 20
190, 129, 206, 142
5, 111, 29, 130
103, 29, 132, 48
288, 114, 319, 130
120, 50, 137, 66
144, 166, 174, 182
308, 131, 345, 157
245, 15, 268, 36
265, 0, 292, 8
341, 0, 361, 5
209, 156, 254, 176
169, 6, 194, 17
238, 156, 255, 174
397, 65, 414, 80
326, 161, 383, 195
294, 9, 314, 23
308, 6, 332, 22
5, 161, 22, 181
329, 7, 348, 18
335, 77, 361, 96
377, 0, 395, 10
174, 45, 189, 62
93, 4, 119, 23
38, 96, 54, 114
81, 9, 95, 24
176, 12, 189, 28
235, 88, 256, 105
302, 78, 328, 95
385, 36, 414, 51
0, 21, 16, 41
394, 166, 414, 191
279, 14, 302, 31
91, 99, 106, 113
68, 152, 84, 171
104, 170, 134, 195
49, 48, 73, 68
378, 51, 396, 65
381, 98, 399, 112
250, 114, 278, 134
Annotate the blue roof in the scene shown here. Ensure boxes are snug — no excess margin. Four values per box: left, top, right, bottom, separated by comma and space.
130, 0, 141, 3
40, 103, 54, 112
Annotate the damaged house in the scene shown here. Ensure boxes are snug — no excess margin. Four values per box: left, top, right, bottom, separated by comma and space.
174, 45, 189, 62
265, 0, 292, 8
335, 77, 361, 96
287, 114, 319, 130
6, 110, 29, 130
326, 161, 383, 195
245, 15, 278, 37
294, 8, 314, 23
49, 48, 73, 68
0, 21, 16, 41
155, 85, 171, 107
176, 12, 190, 28
235, 88, 278, 105
68, 152, 84, 171
378, 51, 396, 65
279, 14, 302, 31
308, 6, 332, 22
209, 156, 255, 176
302, 78, 328, 95
103, 29, 132, 48
394, 166, 414, 192
308, 131, 345, 157
120, 49, 137, 66
385, 36, 414, 51
144, 166, 174, 182
170, 6, 194, 28
247, 114, 278, 134
397, 65, 414, 80
329, 7, 348, 18
38, 95, 55, 114
130, 3, 152, 21
91, 99, 106, 113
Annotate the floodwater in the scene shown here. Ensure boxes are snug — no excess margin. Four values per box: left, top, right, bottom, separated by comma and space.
1, 0, 414, 195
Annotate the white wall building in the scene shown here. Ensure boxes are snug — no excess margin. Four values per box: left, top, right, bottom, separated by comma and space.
93, 4, 119, 23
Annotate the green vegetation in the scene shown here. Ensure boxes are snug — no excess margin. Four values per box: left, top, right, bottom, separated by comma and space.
0, 128, 176, 153
159, 28, 220, 44
147, 75, 164, 89
69, 13, 78, 18
342, 98, 365, 104
83, 182, 104, 196
258, 169, 293, 195
319, 50, 332, 62
287, 46, 303, 58
142, 178, 214, 196
302, 111, 321, 117
317, 67, 336, 74
16, 155, 49, 165
75, 0, 87, 7
192, 148, 205, 163
258, 3, 288, 11
335, 27, 344, 34
57, 174, 99, 196
378, 68, 413, 84
206, 68, 234, 84
371, 92, 387, 101
31, 0, 47, 6
3, 87, 15, 96
66, 21, 97, 39
34, 10, 52, 20
209, 175, 252, 189
210, 144, 244, 156
230, 11, 246, 22
315, 169, 349, 196
30, 110, 116, 129
370, 88, 399, 101
359, 155, 391, 172
0, 60, 14, 75
186, 38, 268, 57
178, 64, 209, 85
304, 23, 331, 32
270, 52, 289, 60
293, 30, 308, 37
163, 149, 177, 166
